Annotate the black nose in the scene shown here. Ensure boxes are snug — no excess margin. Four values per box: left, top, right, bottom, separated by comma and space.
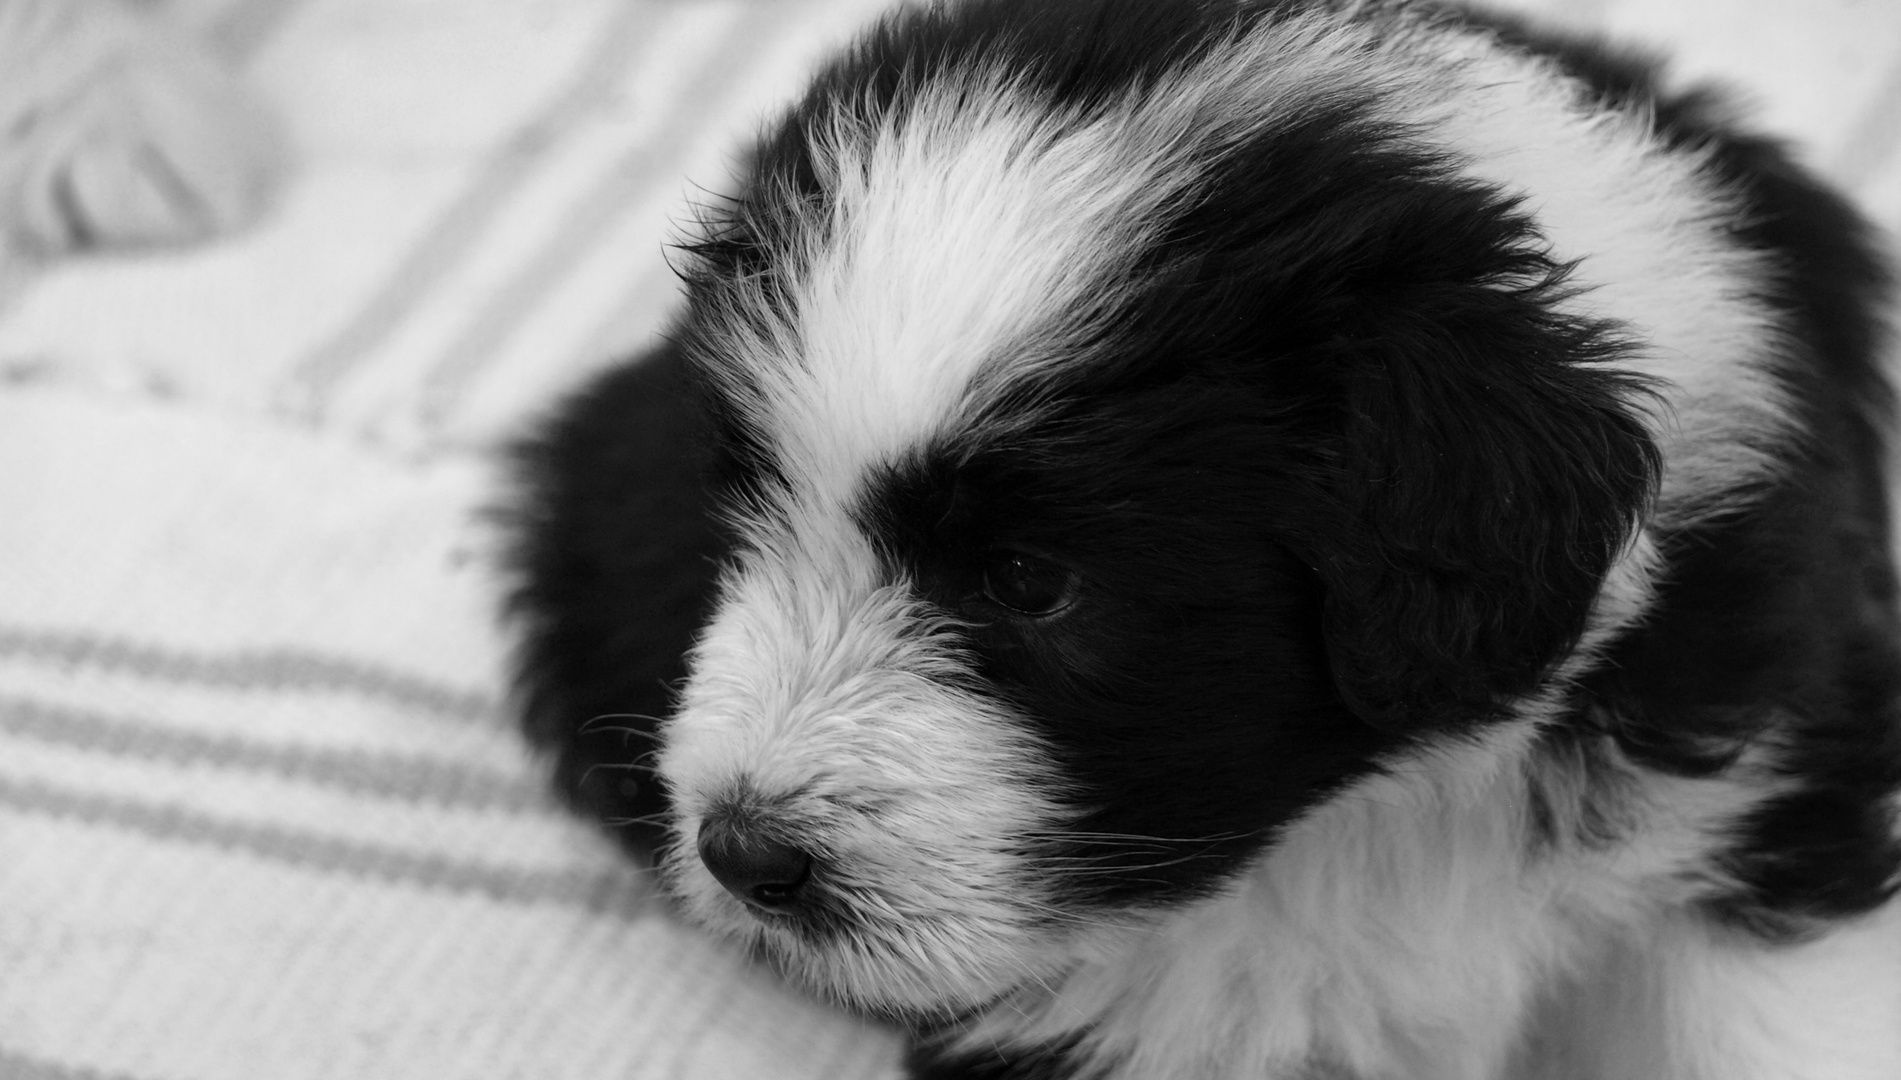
696, 816, 813, 912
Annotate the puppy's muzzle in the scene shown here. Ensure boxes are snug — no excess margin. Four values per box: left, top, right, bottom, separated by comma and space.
697, 812, 814, 913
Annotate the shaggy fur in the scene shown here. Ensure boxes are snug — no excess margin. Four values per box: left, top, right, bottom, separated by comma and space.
506, 1, 1901, 1077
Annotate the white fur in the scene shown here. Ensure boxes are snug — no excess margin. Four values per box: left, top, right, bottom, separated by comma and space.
1520, 903, 1901, 1080
932, 720, 1799, 1080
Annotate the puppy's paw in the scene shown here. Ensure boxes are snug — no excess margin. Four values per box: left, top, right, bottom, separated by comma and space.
0, 6, 283, 254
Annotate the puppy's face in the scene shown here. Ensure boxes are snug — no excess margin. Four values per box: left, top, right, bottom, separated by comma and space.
664, 333, 1361, 1014
656, 4, 1657, 1017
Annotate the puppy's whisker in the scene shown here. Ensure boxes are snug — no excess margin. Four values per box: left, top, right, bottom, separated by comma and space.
1021, 829, 1257, 848
578, 712, 667, 738
575, 761, 658, 791
603, 813, 675, 829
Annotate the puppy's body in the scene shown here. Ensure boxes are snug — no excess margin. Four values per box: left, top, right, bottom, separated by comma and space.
508, 1, 1901, 1077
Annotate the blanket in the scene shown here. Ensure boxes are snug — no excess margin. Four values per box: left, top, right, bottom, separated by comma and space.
1, 0, 1895, 1077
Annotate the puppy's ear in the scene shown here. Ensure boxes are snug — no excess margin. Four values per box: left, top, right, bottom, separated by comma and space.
1310, 309, 1660, 731
503, 340, 727, 857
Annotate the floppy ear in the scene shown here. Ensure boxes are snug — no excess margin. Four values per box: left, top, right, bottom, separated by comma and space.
504, 339, 727, 856
1310, 307, 1661, 731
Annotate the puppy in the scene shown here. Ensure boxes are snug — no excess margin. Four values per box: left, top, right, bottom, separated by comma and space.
0, 0, 280, 255
506, 1, 1901, 1076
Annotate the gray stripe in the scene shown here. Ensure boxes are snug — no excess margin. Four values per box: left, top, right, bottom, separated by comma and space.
0, 1049, 144, 1080
0, 626, 500, 721
413, 0, 817, 428
0, 695, 546, 813
0, 775, 660, 914
280, 0, 664, 417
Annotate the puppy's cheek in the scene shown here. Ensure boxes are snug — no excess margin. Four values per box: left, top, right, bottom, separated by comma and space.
655, 592, 1076, 1012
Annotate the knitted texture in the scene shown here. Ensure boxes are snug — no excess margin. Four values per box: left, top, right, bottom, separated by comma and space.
0, 1, 1894, 1078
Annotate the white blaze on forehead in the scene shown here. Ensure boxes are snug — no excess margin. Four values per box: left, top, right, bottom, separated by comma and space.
739, 79, 1168, 512
705, 15, 1394, 517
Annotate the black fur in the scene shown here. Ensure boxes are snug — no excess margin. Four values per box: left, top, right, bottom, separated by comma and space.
907, 1033, 1098, 1080
505, 341, 725, 856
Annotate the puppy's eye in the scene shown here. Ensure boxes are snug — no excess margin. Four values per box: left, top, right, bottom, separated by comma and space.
980, 550, 1078, 616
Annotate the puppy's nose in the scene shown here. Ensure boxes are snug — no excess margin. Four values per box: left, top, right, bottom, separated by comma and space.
697, 815, 813, 912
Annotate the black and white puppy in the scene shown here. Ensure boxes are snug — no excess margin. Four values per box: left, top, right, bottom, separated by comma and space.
506, 1, 1901, 1076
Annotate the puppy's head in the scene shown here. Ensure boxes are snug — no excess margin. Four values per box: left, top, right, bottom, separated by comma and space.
657, 0, 1658, 1018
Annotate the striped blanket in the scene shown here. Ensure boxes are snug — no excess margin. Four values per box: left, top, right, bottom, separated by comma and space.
0, 1, 1895, 1078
